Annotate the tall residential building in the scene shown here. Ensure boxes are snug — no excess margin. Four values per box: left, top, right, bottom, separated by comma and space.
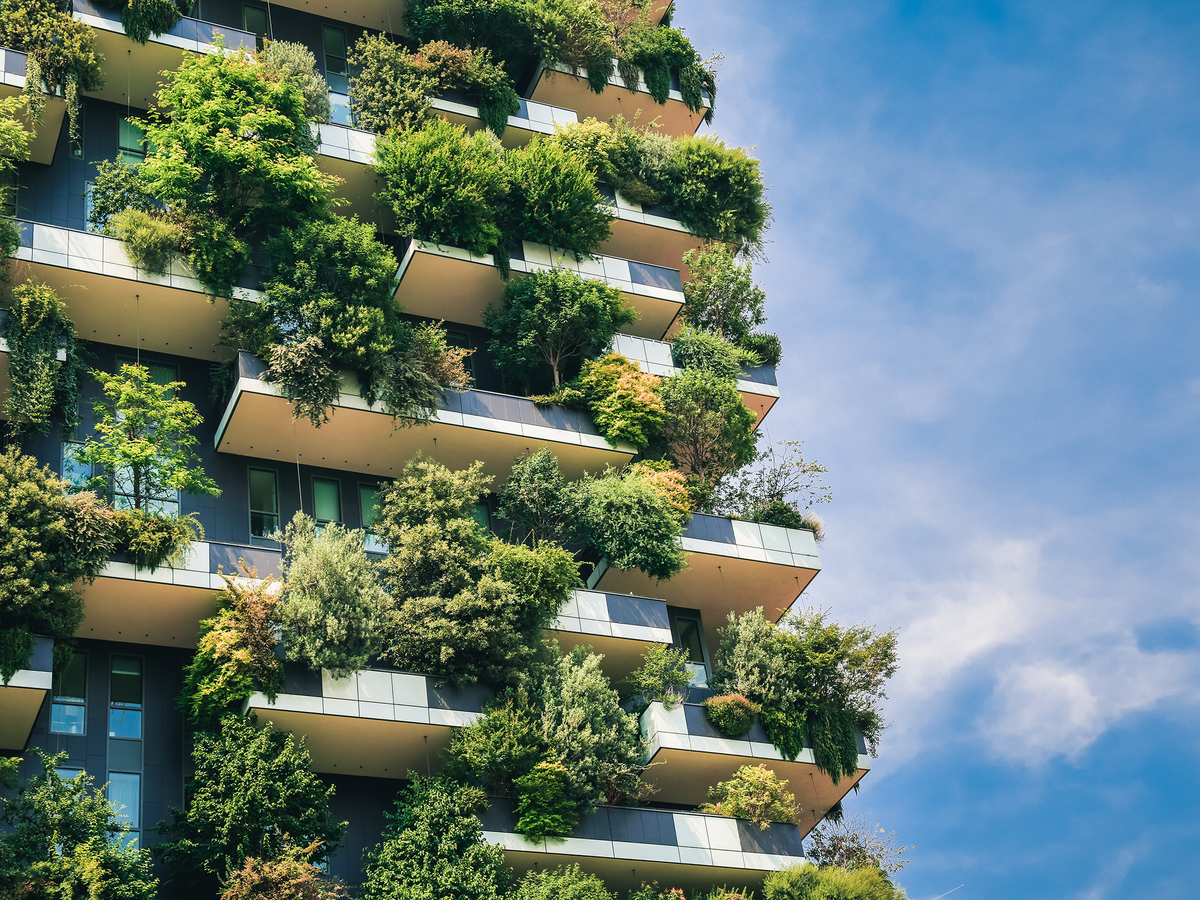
1, 2, 873, 895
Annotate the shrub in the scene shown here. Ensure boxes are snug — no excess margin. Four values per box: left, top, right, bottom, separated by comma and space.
0, 750, 157, 899
514, 759, 579, 840
805, 814, 913, 876
671, 325, 760, 380
504, 136, 613, 257
264, 337, 343, 428
576, 464, 689, 581
485, 269, 636, 391
96, 0, 187, 45
408, 320, 474, 390
360, 775, 512, 900
261, 40, 332, 124
157, 714, 346, 898
703, 693, 761, 738
0, 449, 113, 682
375, 117, 508, 256
179, 569, 285, 729
665, 136, 770, 251
280, 512, 393, 679
739, 331, 782, 368
1, 281, 86, 440
375, 455, 492, 533
625, 644, 692, 710
575, 353, 664, 450
107, 207, 184, 274
220, 842, 346, 900
446, 688, 552, 794
112, 508, 202, 571
404, 0, 537, 79
0, 98, 29, 281
514, 864, 615, 900
762, 865, 906, 900
700, 764, 798, 829
619, 21, 709, 111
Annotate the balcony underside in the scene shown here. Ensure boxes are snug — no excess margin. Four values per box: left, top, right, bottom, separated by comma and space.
258, 0, 406, 32
80, 572, 218, 649
528, 69, 709, 140
318, 152, 395, 234
602, 215, 703, 276
0, 679, 50, 751
550, 631, 665, 687
0, 85, 66, 165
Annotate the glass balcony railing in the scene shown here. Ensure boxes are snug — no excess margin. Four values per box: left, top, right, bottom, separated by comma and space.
73, 0, 256, 50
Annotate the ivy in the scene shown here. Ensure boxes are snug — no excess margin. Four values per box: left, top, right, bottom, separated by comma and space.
92, 0, 189, 45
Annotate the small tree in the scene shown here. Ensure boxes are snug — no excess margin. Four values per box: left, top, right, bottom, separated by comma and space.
221, 841, 346, 900
485, 268, 637, 389
157, 714, 346, 899
496, 448, 580, 545
576, 464, 689, 581
699, 764, 800, 829
624, 644, 692, 710
260, 40, 332, 124
0, 751, 157, 899
360, 775, 512, 900
711, 440, 831, 528
680, 245, 767, 345
806, 814, 913, 876
514, 864, 615, 900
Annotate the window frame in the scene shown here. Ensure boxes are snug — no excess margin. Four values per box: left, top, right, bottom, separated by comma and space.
50, 650, 87, 736
248, 467, 280, 547
108, 653, 143, 741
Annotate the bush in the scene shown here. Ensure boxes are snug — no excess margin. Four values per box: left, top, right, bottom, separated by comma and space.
485, 269, 636, 391
220, 842, 346, 900
280, 513, 393, 679
514, 864, 615, 900
514, 758, 579, 840
619, 21, 709, 110
575, 353, 664, 450
700, 764, 798, 829
446, 688, 552, 793
671, 326, 760, 380
703, 693, 761, 738
261, 40, 331, 124
625, 644, 692, 710
666, 136, 770, 251
577, 464, 689, 581
99, 0, 187, 45
157, 714, 346, 898
264, 337, 343, 428
1, 281, 86, 440
179, 569, 285, 729
762, 865, 906, 900
361, 775, 512, 900
107, 207, 184, 274
0, 449, 113, 682
112, 508, 202, 571
376, 117, 508, 256
738, 331, 782, 368
376, 455, 492, 533
504, 136, 613, 257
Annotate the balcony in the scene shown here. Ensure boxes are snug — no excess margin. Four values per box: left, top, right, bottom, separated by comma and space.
246, 665, 487, 778
481, 798, 807, 894
7, 220, 260, 362
525, 61, 710, 140
247, 0, 405, 33
73, 0, 256, 109
550, 590, 673, 684
1, 48, 67, 164
610, 332, 780, 424
589, 514, 821, 642
0, 636, 52, 751
597, 183, 705, 274
394, 240, 685, 340
641, 701, 870, 834
214, 351, 636, 482
80, 540, 282, 648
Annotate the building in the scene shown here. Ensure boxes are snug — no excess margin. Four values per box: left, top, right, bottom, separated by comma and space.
0, 2, 872, 895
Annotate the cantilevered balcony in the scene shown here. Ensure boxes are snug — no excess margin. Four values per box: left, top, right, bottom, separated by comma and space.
7, 220, 260, 362
73, 0, 255, 109
589, 514, 821, 639
0, 636, 53, 751
214, 352, 636, 482
596, 183, 705, 275
641, 701, 871, 834
525, 61, 710, 140
246, 665, 487, 778
550, 590, 674, 684
393, 240, 685, 340
481, 799, 807, 894
0, 48, 67, 164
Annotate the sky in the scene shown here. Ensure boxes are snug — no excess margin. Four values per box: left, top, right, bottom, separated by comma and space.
679, 1, 1200, 897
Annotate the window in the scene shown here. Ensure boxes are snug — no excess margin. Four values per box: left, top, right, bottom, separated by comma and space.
83, 181, 95, 232
249, 468, 279, 545
0, 168, 17, 217
51, 651, 87, 735
668, 609, 710, 687
61, 441, 91, 489
323, 25, 351, 122
109, 655, 142, 739
242, 5, 268, 50
111, 360, 180, 515
107, 771, 141, 831
323, 25, 348, 78
119, 119, 148, 166
446, 329, 474, 379
313, 477, 341, 527
55, 767, 83, 781
359, 484, 387, 553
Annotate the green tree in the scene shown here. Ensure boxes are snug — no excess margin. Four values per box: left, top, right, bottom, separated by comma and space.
446, 688, 553, 795
86, 157, 158, 234
711, 440, 831, 529
496, 448, 581, 545
670, 325, 760, 380
504, 136, 613, 257
665, 136, 770, 252
762, 865, 906, 900
514, 864, 616, 900
360, 775, 512, 900
699, 764, 799, 829
156, 714, 346, 899
576, 464, 689, 581
0, 448, 114, 681
375, 455, 492, 533
624, 644, 692, 710
484, 268, 636, 389
280, 512, 393, 678
0, 751, 156, 899
260, 40, 332, 124
0, 95, 30, 280
805, 814, 913, 877
574, 352, 664, 450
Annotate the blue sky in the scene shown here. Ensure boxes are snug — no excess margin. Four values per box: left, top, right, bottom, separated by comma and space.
679, 2, 1200, 897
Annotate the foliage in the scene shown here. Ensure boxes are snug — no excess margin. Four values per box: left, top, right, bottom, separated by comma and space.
0, 750, 156, 899
409, 320, 474, 390
761, 865, 906, 900
805, 814, 912, 876
360, 775, 512, 900
2, 281, 87, 440
0, 95, 29, 281
484, 269, 636, 390
624, 644, 692, 710
279, 513, 392, 678
0, 449, 113, 682
93, 0, 188, 45
699, 764, 799, 829
156, 714, 346, 899
112, 507, 202, 571
261, 40, 332, 124
657, 369, 758, 508
668, 136, 770, 252
504, 136, 613, 257
446, 688, 552, 795
514, 864, 616, 900
376, 455, 492, 532
263, 337, 342, 428
375, 117, 508, 256
514, 759, 579, 840
712, 441, 831, 535
709, 609, 899, 781
703, 693, 761, 738
619, 19, 711, 114
574, 353, 664, 450
671, 325, 759, 380
86, 158, 158, 234
107, 207, 184, 274
739, 331, 782, 368
680, 245, 774, 356
576, 463, 689, 580
220, 841, 346, 900
179, 570, 285, 730
349, 36, 518, 136
496, 447, 580, 544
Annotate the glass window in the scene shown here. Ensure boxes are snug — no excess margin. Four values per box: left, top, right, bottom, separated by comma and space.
55, 767, 83, 781
107, 772, 140, 830
242, 5, 269, 50
249, 468, 279, 545
313, 478, 341, 526
51, 651, 87, 735
471, 501, 490, 531
323, 25, 347, 75
669, 610, 709, 687
119, 119, 147, 166
70, 104, 84, 158
61, 441, 90, 489
0, 168, 17, 217
446, 329, 474, 379
109, 655, 142, 740
83, 181, 95, 232
359, 485, 379, 531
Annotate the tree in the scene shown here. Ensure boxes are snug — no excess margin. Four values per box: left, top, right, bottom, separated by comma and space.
375, 455, 492, 534
279, 513, 393, 678
504, 136, 613, 257
699, 764, 800, 829
0, 751, 157, 899
220, 842, 346, 900
623, 644, 692, 710
762, 865, 906, 900
156, 715, 346, 899
360, 775, 512, 900
0, 448, 113, 682
260, 41, 332, 125
805, 814, 913, 877
484, 268, 636, 389
574, 353, 664, 450
0, 95, 30, 281
668, 136, 770, 252
496, 448, 581, 545
680, 245, 767, 345
710, 440, 831, 527
576, 464, 689, 581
